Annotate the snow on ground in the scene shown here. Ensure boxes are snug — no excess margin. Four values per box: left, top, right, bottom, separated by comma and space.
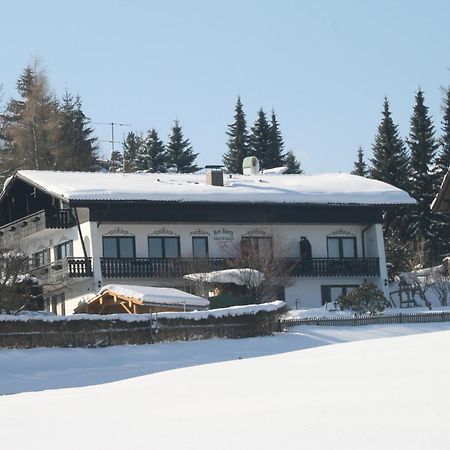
1, 322, 450, 395
1, 324, 450, 450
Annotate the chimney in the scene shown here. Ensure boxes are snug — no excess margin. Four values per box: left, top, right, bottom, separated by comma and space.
205, 166, 224, 186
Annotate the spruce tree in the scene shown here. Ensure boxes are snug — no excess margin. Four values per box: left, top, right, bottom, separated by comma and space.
223, 96, 249, 173
407, 89, 446, 262
56, 92, 99, 171
136, 128, 167, 172
351, 146, 368, 177
266, 110, 286, 168
122, 132, 142, 173
435, 87, 450, 183
284, 151, 303, 174
249, 108, 271, 169
370, 98, 410, 190
166, 120, 198, 173
370, 98, 410, 240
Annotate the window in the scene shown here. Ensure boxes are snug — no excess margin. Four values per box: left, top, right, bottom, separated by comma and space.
33, 249, 51, 268
192, 237, 208, 258
54, 240, 73, 260
321, 285, 358, 305
240, 236, 273, 259
148, 237, 180, 258
327, 237, 356, 258
102, 236, 135, 258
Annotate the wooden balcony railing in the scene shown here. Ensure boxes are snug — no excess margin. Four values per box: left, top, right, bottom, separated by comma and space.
286, 257, 380, 277
30, 257, 93, 284
100, 257, 380, 279
0, 209, 76, 246
101, 257, 229, 279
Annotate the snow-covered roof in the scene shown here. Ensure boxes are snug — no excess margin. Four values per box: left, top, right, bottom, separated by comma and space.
9, 170, 415, 206
184, 268, 265, 287
99, 284, 209, 307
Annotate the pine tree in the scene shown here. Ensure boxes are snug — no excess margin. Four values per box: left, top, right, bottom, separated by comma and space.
122, 132, 142, 173
407, 89, 446, 262
166, 120, 198, 173
370, 98, 410, 190
223, 96, 249, 173
266, 110, 286, 169
1, 62, 59, 173
249, 109, 271, 169
435, 87, 450, 183
56, 92, 99, 171
351, 146, 368, 177
136, 128, 167, 172
284, 150, 303, 174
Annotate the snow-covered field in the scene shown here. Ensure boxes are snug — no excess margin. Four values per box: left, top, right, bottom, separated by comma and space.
2, 323, 450, 449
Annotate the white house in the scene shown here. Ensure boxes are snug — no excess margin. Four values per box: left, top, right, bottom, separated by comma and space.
0, 169, 414, 314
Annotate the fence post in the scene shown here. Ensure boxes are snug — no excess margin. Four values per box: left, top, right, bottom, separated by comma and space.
398, 313, 403, 324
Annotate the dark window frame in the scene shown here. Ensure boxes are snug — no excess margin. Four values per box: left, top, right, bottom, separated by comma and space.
102, 236, 136, 258
54, 240, 73, 260
148, 236, 181, 258
33, 248, 51, 268
326, 236, 357, 258
321, 284, 359, 305
240, 236, 273, 258
192, 236, 209, 258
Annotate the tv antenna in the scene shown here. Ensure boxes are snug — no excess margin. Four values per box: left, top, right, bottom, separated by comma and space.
93, 122, 132, 155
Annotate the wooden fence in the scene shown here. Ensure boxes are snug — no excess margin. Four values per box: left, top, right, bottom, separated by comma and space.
280, 311, 450, 328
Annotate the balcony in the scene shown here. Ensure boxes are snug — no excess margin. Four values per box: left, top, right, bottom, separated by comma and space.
30, 257, 93, 284
101, 257, 229, 279
0, 209, 76, 246
100, 257, 380, 279
287, 257, 380, 277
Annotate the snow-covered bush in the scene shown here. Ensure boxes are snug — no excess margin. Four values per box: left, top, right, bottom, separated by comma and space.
337, 281, 390, 316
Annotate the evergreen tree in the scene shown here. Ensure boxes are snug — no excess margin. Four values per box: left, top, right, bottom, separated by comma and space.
223, 96, 249, 173
122, 131, 142, 173
407, 89, 446, 262
56, 92, 99, 171
370, 98, 410, 190
166, 120, 198, 173
1, 62, 59, 174
284, 150, 303, 174
351, 146, 368, 177
435, 87, 450, 183
136, 128, 167, 172
249, 109, 271, 169
108, 150, 123, 172
266, 110, 286, 168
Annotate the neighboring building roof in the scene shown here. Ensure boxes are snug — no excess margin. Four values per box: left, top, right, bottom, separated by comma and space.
6, 170, 415, 206
98, 284, 210, 307
431, 168, 450, 212
184, 268, 265, 287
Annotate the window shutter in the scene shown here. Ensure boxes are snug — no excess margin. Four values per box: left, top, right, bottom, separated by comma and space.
321, 285, 331, 305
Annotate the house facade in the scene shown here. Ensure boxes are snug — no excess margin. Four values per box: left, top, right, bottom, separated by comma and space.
0, 170, 414, 314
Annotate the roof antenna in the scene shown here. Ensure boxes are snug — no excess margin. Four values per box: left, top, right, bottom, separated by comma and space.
93, 122, 132, 156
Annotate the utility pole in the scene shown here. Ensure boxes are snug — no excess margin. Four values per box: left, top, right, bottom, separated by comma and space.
93, 122, 132, 156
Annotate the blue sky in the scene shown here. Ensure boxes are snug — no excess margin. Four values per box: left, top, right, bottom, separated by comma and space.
1, 0, 450, 172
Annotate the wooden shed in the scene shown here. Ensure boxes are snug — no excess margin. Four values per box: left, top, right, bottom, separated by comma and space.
74, 284, 209, 315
